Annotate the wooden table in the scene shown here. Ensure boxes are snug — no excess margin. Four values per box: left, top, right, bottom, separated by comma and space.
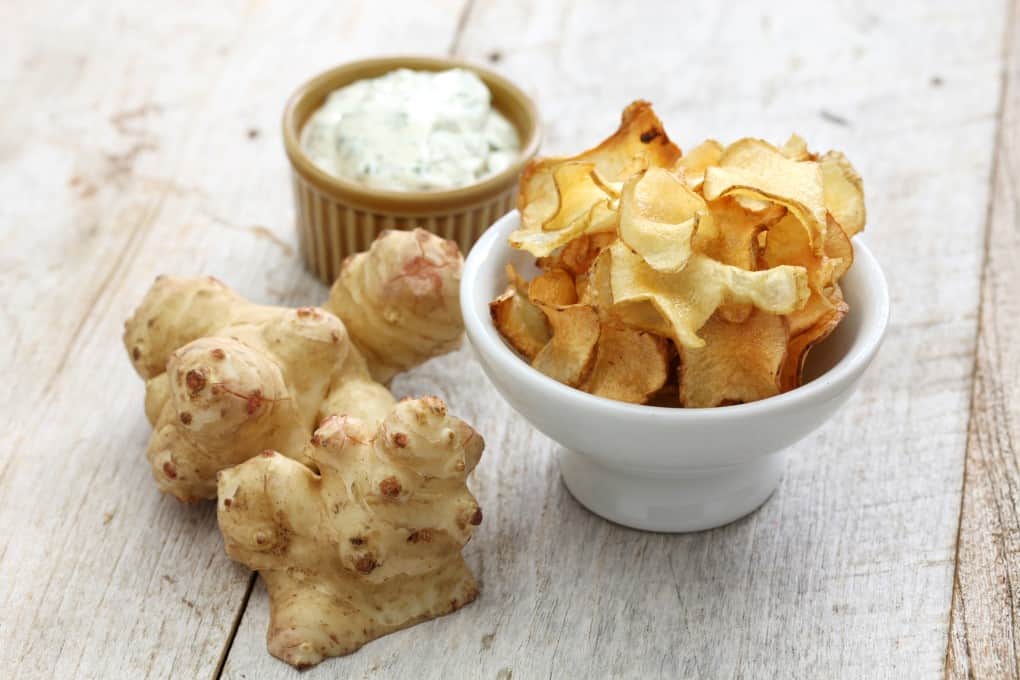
2, 1, 1018, 677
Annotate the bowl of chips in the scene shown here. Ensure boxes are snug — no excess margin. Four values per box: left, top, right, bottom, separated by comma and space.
460, 102, 889, 531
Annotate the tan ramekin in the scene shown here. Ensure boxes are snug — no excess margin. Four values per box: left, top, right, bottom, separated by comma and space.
282, 55, 541, 283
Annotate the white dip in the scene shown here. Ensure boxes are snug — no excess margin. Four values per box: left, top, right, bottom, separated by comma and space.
300, 68, 521, 191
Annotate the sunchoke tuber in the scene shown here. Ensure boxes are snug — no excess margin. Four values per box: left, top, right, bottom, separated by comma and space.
325, 227, 464, 383
218, 396, 484, 668
123, 229, 463, 502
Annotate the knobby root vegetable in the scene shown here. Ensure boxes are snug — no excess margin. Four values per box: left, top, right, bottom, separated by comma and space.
326, 227, 464, 383
217, 396, 484, 668
123, 229, 463, 502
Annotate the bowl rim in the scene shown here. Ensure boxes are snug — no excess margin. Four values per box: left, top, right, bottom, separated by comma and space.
282, 55, 542, 213
461, 210, 890, 422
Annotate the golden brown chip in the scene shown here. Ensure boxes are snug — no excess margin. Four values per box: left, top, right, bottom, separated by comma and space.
539, 230, 617, 277
490, 286, 551, 360
673, 139, 723, 189
824, 214, 854, 281
510, 161, 618, 256
578, 100, 682, 180
779, 285, 848, 392
608, 242, 809, 348
510, 164, 617, 257
700, 197, 784, 269
820, 151, 866, 237
702, 138, 827, 252
515, 100, 680, 234
528, 268, 578, 307
758, 212, 847, 301
619, 167, 711, 273
580, 324, 670, 403
531, 304, 601, 386
516, 158, 560, 235
679, 310, 789, 408
697, 198, 784, 324
780, 133, 814, 161
541, 162, 614, 233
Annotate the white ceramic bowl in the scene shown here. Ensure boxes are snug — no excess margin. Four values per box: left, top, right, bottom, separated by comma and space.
461, 211, 890, 532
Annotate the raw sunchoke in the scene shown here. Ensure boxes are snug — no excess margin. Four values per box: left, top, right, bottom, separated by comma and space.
123, 228, 463, 501
218, 396, 484, 668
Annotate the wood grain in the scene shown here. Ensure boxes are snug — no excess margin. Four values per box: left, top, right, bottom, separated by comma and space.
0, 1, 467, 678
0, 0, 1013, 678
222, 1, 1007, 678
946, 0, 1020, 675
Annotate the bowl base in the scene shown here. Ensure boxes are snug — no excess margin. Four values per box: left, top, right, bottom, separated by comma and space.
558, 449, 785, 532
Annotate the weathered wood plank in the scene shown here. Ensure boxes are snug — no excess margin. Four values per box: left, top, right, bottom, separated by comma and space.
0, 2, 467, 678
946, 0, 1020, 675
222, 1, 1008, 678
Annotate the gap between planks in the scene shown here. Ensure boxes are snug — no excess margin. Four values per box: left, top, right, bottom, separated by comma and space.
945, 0, 1020, 675
213, 573, 257, 680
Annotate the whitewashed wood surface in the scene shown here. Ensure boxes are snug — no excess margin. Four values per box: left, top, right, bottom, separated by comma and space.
1, 1, 1015, 678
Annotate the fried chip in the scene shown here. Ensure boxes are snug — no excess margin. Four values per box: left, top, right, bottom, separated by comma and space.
779, 285, 848, 392
515, 100, 680, 234
679, 310, 789, 407
540, 163, 614, 233
489, 286, 551, 360
824, 214, 854, 281
510, 162, 617, 257
494, 109, 864, 408
703, 138, 827, 251
554, 230, 618, 277
580, 324, 670, 403
608, 241, 809, 348
674, 139, 723, 189
619, 168, 712, 273
531, 304, 601, 386
780, 133, 813, 161
759, 212, 844, 301
578, 100, 682, 180
698, 197, 785, 323
820, 151, 866, 237
528, 268, 578, 307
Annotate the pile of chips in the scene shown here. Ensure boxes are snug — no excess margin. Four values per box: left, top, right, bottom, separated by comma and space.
490, 101, 865, 408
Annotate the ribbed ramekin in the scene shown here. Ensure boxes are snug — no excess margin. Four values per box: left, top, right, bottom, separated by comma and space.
283, 55, 541, 283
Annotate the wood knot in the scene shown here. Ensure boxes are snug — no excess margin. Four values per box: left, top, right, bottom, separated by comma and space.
179, 411, 192, 425
210, 348, 226, 360
162, 462, 178, 479
470, 506, 483, 526
391, 432, 408, 448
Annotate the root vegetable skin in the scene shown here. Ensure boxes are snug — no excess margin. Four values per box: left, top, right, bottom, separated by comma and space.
123, 229, 465, 502
218, 397, 484, 668
326, 228, 464, 383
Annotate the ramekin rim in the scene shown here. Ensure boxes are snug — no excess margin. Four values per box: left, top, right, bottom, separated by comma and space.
282, 55, 542, 212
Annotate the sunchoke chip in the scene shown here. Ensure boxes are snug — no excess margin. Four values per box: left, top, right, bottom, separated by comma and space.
491, 101, 867, 407
124, 229, 485, 667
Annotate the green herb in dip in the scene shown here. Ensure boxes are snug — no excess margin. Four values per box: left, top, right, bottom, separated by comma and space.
300, 68, 521, 191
